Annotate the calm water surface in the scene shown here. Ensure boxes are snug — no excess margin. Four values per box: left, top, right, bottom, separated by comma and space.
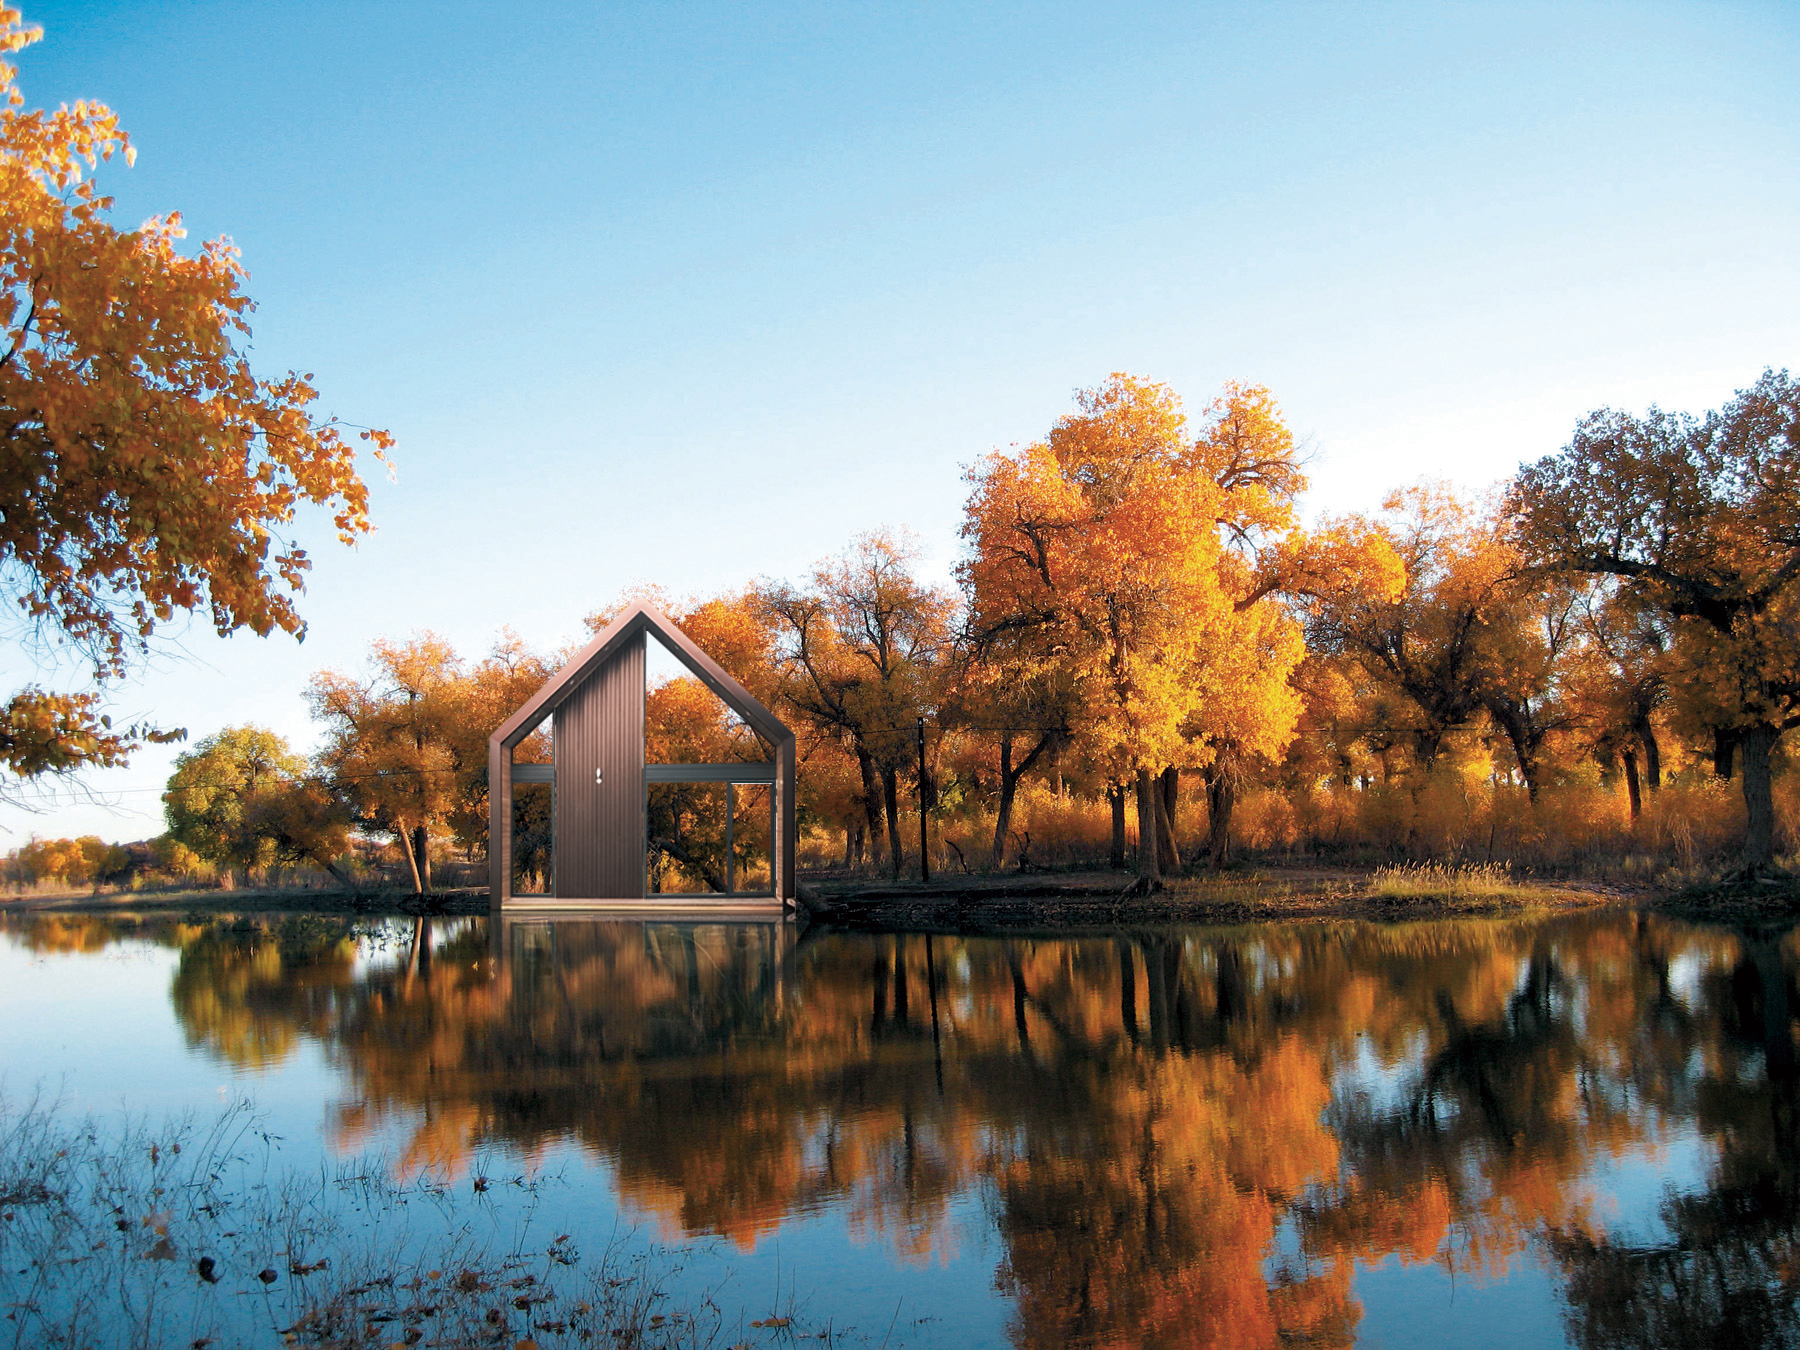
2, 907, 1795, 1348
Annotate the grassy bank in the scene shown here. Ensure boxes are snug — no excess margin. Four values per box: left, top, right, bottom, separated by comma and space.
797, 862, 1628, 932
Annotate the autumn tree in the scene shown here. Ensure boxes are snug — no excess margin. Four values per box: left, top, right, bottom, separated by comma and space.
761, 532, 953, 879
308, 635, 463, 892
961, 376, 1389, 881
162, 724, 351, 886
1513, 370, 1800, 869
949, 647, 1076, 869
962, 376, 1227, 885
1563, 590, 1670, 819
9, 832, 122, 887
1179, 383, 1401, 864
0, 9, 387, 793
1306, 485, 1580, 799
437, 629, 556, 858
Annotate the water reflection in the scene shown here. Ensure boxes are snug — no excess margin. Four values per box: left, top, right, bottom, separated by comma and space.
9, 907, 1800, 1347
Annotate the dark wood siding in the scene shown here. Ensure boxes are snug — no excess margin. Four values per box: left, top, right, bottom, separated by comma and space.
553, 638, 645, 898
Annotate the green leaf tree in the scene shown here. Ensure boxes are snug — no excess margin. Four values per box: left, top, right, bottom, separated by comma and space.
163, 725, 351, 887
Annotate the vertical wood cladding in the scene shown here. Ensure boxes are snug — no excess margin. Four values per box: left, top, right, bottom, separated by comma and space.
487, 739, 509, 909
554, 638, 645, 898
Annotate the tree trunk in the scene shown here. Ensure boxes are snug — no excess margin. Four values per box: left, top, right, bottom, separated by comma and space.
1715, 727, 1739, 781
411, 824, 431, 893
1154, 769, 1181, 873
1140, 938, 1169, 1049
1487, 699, 1544, 802
1008, 948, 1030, 1049
406, 915, 427, 982
313, 851, 355, 891
856, 748, 886, 868
1134, 769, 1162, 886
1636, 718, 1662, 790
892, 935, 909, 1027
1741, 722, 1779, 873
396, 821, 423, 893
882, 766, 903, 881
992, 731, 1054, 869
992, 737, 1020, 870
1109, 785, 1126, 869
1621, 747, 1642, 821
842, 825, 854, 868
1205, 764, 1235, 869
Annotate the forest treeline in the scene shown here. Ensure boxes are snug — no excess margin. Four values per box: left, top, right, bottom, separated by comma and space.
47, 367, 1786, 895
0, 8, 1792, 894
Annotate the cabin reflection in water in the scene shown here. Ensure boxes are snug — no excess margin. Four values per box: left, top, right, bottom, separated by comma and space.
495, 916, 792, 1057
106, 908, 1800, 1349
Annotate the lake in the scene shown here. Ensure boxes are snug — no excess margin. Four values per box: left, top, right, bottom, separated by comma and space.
1, 906, 1794, 1348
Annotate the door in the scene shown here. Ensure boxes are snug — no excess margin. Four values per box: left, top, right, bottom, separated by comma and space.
552, 638, 646, 897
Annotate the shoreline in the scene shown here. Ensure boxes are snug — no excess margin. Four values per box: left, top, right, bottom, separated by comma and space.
5, 866, 1798, 930
794, 868, 1641, 932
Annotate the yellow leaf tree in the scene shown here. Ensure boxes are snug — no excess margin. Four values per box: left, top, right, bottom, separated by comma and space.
962, 376, 1389, 881
962, 375, 1233, 884
0, 8, 388, 792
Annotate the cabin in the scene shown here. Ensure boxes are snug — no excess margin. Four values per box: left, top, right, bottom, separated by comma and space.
488, 602, 797, 912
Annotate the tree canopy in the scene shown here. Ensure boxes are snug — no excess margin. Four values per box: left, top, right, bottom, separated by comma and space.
0, 7, 388, 788
1513, 368, 1800, 867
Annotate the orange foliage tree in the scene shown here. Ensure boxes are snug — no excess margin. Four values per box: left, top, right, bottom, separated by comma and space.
1513, 369, 1800, 869
308, 635, 464, 893
1306, 486, 1577, 798
962, 376, 1396, 881
0, 8, 388, 792
962, 375, 1230, 886
760, 532, 954, 879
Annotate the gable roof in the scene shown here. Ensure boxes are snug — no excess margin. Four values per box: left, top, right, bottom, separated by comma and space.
491, 601, 793, 753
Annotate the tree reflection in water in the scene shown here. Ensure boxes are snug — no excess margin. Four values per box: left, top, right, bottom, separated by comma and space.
37, 907, 1800, 1349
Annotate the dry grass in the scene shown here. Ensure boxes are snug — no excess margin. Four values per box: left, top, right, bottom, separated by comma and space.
803, 770, 1795, 887
1365, 862, 1556, 907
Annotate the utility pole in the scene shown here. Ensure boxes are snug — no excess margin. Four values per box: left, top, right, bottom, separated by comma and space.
917, 716, 931, 884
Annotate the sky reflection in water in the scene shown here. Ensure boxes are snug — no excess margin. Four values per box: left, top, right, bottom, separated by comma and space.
1, 907, 1795, 1349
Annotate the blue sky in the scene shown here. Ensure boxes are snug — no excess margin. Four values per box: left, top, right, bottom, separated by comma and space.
4, 0, 1796, 844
